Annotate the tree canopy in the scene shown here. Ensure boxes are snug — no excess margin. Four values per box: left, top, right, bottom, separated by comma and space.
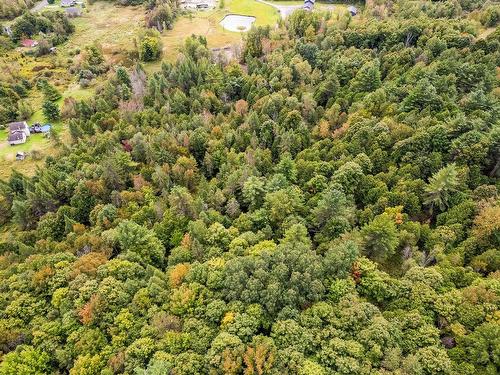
0, 1, 499, 374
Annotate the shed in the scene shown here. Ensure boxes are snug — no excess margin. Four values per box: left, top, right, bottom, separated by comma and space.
60, 0, 76, 7
16, 152, 27, 161
8, 132, 27, 146
348, 5, 358, 16
65, 7, 82, 17
8, 121, 30, 136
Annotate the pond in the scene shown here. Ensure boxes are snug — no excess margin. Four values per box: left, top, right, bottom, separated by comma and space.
219, 14, 256, 32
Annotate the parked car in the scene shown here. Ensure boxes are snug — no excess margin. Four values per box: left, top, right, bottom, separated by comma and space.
30, 123, 42, 133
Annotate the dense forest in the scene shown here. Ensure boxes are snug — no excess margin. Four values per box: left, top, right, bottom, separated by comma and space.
0, 1, 499, 374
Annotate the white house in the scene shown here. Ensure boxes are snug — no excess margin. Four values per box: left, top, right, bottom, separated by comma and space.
8, 132, 27, 146
8, 121, 30, 137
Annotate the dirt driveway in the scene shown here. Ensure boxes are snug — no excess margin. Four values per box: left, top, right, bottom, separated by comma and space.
31, 0, 48, 13
255, 0, 302, 18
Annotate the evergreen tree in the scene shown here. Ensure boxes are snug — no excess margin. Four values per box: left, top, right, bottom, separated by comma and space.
350, 60, 381, 94
42, 100, 60, 121
116, 67, 131, 88
424, 164, 459, 214
40, 81, 62, 102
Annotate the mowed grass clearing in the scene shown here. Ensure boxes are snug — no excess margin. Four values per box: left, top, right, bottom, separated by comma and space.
0, 134, 57, 180
227, 0, 279, 26
157, 12, 243, 64
155, 0, 279, 65
0, 84, 93, 179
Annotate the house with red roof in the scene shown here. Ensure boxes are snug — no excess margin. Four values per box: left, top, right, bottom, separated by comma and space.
20, 39, 38, 48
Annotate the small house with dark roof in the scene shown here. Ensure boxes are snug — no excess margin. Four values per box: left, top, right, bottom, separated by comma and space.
8, 132, 27, 146
303, 0, 314, 11
348, 5, 358, 16
9, 121, 30, 137
65, 7, 82, 17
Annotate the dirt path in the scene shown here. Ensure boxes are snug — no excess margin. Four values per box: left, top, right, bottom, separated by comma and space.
255, 0, 302, 18
31, 0, 48, 13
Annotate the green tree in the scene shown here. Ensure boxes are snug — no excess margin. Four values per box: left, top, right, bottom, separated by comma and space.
424, 164, 459, 214
41, 81, 61, 101
116, 66, 131, 88
288, 9, 320, 38
42, 100, 60, 121
138, 30, 162, 62
361, 213, 399, 262
116, 220, 165, 267
0, 345, 50, 375
402, 78, 442, 112
350, 60, 381, 94
323, 240, 358, 279
242, 176, 266, 211
244, 26, 269, 59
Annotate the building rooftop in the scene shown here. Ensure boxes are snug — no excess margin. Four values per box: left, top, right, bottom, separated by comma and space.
20, 39, 38, 48
65, 7, 82, 16
8, 133, 25, 142
8, 121, 28, 131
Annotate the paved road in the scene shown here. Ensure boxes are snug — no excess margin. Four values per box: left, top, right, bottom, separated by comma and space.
255, 0, 303, 18
31, 0, 48, 13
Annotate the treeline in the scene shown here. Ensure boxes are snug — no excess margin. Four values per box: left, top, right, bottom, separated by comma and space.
9, 11, 73, 41
0, 0, 36, 20
368, 0, 499, 25
0, 6, 499, 375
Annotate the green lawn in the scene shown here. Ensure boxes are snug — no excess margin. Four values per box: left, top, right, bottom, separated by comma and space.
0, 131, 50, 159
151, 0, 279, 68
227, 0, 280, 26
0, 83, 93, 178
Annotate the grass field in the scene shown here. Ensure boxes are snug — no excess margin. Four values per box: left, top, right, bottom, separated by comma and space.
227, 0, 279, 26
0, 133, 57, 180
154, 0, 279, 64
63, 2, 145, 64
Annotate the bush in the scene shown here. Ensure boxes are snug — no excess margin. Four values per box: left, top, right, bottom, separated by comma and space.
79, 78, 91, 88
480, 6, 500, 27
137, 30, 162, 62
